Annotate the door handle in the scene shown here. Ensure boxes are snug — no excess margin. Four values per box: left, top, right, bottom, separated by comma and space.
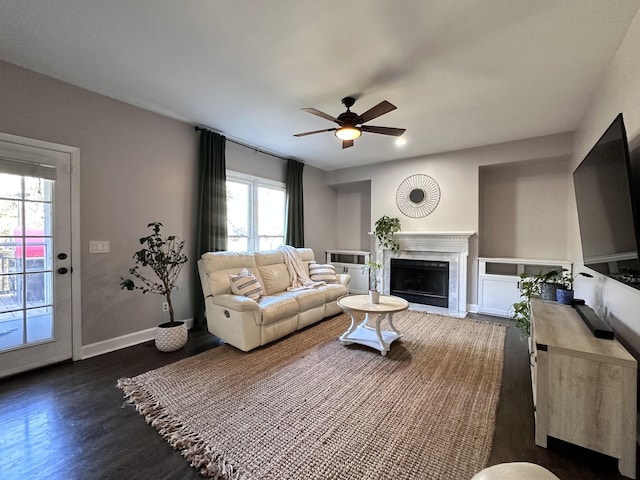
57, 267, 69, 275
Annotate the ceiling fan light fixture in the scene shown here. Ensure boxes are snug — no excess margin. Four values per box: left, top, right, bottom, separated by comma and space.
335, 126, 361, 141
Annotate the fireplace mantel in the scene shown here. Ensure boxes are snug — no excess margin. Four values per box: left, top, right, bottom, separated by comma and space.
372, 231, 476, 313
388, 231, 475, 252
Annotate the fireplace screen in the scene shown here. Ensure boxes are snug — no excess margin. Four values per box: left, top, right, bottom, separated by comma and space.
390, 258, 449, 307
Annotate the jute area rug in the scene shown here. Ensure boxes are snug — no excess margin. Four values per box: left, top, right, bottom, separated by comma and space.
118, 311, 506, 480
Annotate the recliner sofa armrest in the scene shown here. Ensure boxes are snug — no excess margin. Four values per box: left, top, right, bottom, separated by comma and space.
211, 293, 260, 312
337, 273, 351, 287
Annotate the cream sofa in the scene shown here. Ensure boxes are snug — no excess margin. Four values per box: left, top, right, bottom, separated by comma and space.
197, 248, 350, 351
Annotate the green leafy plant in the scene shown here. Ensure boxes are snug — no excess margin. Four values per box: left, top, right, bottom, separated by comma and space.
557, 268, 574, 290
511, 267, 573, 337
362, 260, 383, 291
120, 222, 188, 324
511, 274, 540, 337
374, 215, 401, 251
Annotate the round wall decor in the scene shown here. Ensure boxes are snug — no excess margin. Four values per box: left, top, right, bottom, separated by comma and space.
396, 174, 441, 218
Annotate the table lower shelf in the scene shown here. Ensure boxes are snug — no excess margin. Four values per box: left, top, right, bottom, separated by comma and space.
339, 325, 401, 356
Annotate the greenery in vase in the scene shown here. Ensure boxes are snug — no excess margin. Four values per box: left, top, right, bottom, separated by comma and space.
374, 215, 401, 251
557, 268, 574, 290
120, 222, 188, 324
362, 260, 383, 291
511, 267, 573, 337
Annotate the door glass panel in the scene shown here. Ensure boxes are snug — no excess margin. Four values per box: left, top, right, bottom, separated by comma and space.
1, 237, 22, 274
0, 199, 21, 232
25, 201, 52, 234
26, 271, 51, 308
0, 311, 23, 351
0, 173, 54, 352
27, 306, 53, 343
24, 176, 52, 202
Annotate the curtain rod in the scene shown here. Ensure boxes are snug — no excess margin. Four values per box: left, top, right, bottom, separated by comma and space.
194, 125, 300, 163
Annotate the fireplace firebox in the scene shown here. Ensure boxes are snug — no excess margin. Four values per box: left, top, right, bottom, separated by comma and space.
390, 258, 449, 307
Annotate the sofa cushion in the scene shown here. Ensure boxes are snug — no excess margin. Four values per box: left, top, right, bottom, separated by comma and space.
258, 264, 291, 295
254, 251, 294, 294
229, 268, 263, 301
309, 263, 338, 284
200, 252, 262, 296
319, 283, 348, 302
257, 295, 299, 325
281, 288, 326, 311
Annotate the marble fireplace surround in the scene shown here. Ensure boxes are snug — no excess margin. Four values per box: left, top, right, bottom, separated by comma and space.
375, 232, 475, 313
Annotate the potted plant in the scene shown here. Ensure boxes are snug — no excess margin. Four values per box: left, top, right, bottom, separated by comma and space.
511, 274, 540, 338
121, 222, 189, 352
362, 260, 383, 304
556, 269, 575, 305
511, 267, 573, 337
536, 268, 564, 301
373, 215, 401, 251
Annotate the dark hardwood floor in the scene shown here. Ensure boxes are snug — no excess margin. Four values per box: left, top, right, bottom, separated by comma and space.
0, 313, 636, 479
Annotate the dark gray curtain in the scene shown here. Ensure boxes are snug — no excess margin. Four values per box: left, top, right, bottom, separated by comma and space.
193, 128, 227, 329
284, 159, 305, 247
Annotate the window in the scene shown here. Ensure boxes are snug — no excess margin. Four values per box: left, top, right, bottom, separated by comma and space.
226, 172, 286, 252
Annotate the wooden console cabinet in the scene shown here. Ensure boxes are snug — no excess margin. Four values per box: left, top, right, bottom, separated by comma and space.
530, 299, 637, 478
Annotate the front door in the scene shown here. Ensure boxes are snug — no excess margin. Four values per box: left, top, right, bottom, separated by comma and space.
0, 138, 74, 378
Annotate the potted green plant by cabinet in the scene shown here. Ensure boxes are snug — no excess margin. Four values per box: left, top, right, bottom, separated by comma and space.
537, 268, 564, 301
555, 269, 575, 305
121, 222, 189, 352
511, 267, 573, 337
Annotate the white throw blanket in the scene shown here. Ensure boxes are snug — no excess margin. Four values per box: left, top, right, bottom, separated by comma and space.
278, 245, 325, 291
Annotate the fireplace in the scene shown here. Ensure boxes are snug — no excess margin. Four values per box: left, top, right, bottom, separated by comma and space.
390, 258, 449, 307
376, 231, 475, 313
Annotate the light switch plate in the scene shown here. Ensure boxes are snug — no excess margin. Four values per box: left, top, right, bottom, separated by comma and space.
89, 240, 110, 254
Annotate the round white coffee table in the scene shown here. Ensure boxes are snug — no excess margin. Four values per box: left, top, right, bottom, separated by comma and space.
337, 294, 409, 356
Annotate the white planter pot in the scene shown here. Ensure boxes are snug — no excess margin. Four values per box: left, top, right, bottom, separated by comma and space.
369, 290, 380, 304
155, 321, 188, 352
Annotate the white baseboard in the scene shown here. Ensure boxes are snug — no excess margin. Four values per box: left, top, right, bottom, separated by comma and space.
81, 318, 194, 359
467, 303, 479, 313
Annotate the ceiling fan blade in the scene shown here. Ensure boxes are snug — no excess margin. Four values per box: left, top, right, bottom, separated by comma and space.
293, 128, 337, 137
342, 139, 354, 149
302, 108, 342, 125
358, 100, 397, 124
360, 125, 406, 137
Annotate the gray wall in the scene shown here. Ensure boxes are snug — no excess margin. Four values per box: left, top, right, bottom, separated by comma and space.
569, 9, 640, 354
479, 156, 571, 259
326, 133, 574, 306
0, 59, 336, 347
335, 181, 371, 251
0, 60, 198, 345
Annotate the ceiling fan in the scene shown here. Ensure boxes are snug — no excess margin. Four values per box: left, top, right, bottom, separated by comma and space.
294, 96, 406, 149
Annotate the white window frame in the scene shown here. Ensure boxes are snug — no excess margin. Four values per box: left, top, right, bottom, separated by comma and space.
226, 171, 286, 252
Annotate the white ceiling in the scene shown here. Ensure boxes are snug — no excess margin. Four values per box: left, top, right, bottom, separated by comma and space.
1, 1, 639, 171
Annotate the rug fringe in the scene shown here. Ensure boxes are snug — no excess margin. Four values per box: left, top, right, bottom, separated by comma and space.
117, 378, 245, 479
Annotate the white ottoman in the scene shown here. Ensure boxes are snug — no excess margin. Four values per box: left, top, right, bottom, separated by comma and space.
472, 462, 561, 480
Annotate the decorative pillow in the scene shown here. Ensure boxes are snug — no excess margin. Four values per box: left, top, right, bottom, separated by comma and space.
229, 268, 263, 300
308, 263, 338, 284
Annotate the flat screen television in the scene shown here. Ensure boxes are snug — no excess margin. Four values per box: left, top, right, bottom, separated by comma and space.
573, 113, 640, 288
